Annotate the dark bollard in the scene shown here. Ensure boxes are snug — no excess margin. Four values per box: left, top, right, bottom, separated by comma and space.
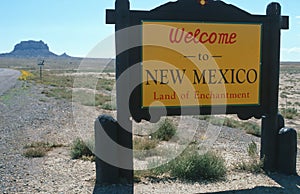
94, 115, 119, 184
277, 127, 297, 175
277, 113, 285, 129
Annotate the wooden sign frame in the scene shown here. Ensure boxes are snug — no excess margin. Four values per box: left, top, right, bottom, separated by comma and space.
104, 0, 294, 182
107, 0, 288, 123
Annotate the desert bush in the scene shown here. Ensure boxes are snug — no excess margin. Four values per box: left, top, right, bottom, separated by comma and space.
23, 141, 63, 149
170, 150, 226, 181
281, 108, 298, 119
198, 116, 261, 137
96, 78, 114, 91
102, 102, 116, 110
44, 88, 110, 106
70, 138, 94, 160
244, 122, 261, 137
198, 115, 225, 126
152, 119, 177, 141
18, 70, 33, 81
133, 137, 158, 151
247, 141, 258, 157
31, 71, 74, 88
133, 137, 159, 160
23, 141, 63, 158
237, 159, 263, 173
72, 91, 110, 106
150, 147, 227, 181
43, 88, 72, 100
23, 147, 47, 158
236, 141, 263, 173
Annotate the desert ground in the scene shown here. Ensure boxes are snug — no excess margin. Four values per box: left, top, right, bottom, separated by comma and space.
0, 58, 299, 193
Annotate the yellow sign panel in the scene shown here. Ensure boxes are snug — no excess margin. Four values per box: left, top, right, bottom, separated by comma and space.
142, 21, 262, 107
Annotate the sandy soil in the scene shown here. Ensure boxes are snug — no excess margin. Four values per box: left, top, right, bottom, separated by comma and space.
0, 64, 300, 193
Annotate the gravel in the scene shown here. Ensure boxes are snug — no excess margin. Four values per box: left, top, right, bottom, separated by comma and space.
0, 68, 20, 96
1, 80, 300, 193
0, 81, 95, 193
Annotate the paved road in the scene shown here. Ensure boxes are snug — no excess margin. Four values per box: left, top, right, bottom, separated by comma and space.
0, 68, 20, 96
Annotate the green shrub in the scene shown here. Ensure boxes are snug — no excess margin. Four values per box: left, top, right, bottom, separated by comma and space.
281, 108, 298, 119
96, 78, 114, 91
149, 147, 227, 181
236, 141, 263, 173
23, 141, 63, 158
23, 141, 63, 149
247, 141, 258, 157
23, 147, 47, 158
198, 115, 225, 126
133, 138, 159, 160
43, 88, 72, 100
152, 119, 177, 141
197, 116, 261, 137
236, 159, 263, 173
237, 160, 263, 173
170, 150, 226, 181
70, 138, 94, 160
102, 102, 116, 110
133, 138, 158, 150
72, 91, 110, 106
223, 118, 240, 128
244, 122, 261, 137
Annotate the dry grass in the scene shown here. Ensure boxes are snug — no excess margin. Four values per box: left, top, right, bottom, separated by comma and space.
23, 141, 64, 158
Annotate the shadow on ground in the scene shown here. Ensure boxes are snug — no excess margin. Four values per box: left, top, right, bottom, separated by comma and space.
93, 184, 133, 194
205, 173, 300, 194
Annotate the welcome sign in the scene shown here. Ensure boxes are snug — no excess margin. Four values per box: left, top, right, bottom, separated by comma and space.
106, 0, 291, 179
142, 21, 262, 107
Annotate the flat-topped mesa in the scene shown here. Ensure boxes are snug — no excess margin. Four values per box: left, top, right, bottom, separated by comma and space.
11, 40, 57, 57
14, 40, 50, 51
1, 40, 59, 58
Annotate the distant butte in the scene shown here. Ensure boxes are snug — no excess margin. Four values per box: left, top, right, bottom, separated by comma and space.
0, 40, 71, 58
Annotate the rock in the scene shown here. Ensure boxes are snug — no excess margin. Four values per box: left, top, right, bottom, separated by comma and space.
14, 40, 49, 51
59, 52, 71, 58
0, 40, 64, 58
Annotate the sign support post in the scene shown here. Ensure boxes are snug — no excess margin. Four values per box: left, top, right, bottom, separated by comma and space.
260, 2, 282, 172
95, 0, 133, 187
115, 0, 133, 183
38, 60, 44, 80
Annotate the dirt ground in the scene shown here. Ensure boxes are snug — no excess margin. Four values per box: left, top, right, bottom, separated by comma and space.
0, 63, 300, 193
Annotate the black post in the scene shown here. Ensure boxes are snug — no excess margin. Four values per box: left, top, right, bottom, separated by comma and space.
260, 3, 282, 172
94, 115, 119, 184
277, 127, 297, 174
115, 0, 133, 183
39, 65, 42, 80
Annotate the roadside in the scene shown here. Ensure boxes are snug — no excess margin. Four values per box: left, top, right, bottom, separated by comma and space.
0, 68, 20, 96
0, 81, 95, 193
0, 67, 300, 193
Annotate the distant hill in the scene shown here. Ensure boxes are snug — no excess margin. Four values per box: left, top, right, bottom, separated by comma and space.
0, 40, 71, 58
281, 61, 300, 65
